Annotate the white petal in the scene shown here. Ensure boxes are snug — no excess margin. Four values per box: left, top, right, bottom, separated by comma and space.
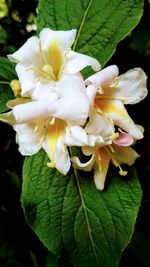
40, 28, 77, 53
12, 101, 51, 123
54, 136, 71, 175
42, 128, 70, 175
96, 99, 143, 139
85, 65, 119, 88
65, 50, 101, 73
113, 144, 139, 166
71, 154, 95, 171
31, 80, 58, 101
85, 111, 114, 138
8, 36, 41, 65
16, 63, 37, 95
46, 74, 89, 125
114, 68, 147, 104
86, 84, 97, 107
65, 125, 88, 146
14, 120, 47, 155
94, 148, 110, 190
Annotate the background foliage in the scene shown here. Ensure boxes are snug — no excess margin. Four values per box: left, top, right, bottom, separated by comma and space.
0, 0, 150, 266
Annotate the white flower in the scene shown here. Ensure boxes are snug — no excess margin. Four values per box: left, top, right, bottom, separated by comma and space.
85, 65, 147, 139
8, 28, 100, 101
72, 123, 139, 191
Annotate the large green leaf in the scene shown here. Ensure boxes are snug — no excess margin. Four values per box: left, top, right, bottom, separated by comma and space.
0, 57, 16, 113
21, 149, 142, 267
37, 0, 144, 67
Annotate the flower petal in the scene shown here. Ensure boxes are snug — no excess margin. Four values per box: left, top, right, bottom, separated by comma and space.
65, 125, 88, 146
85, 65, 119, 88
14, 120, 47, 155
42, 119, 70, 174
65, 50, 101, 73
113, 132, 133, 146
0, 111, 16, 125
15, 63, 37, 95
12, 101, 52, 123
113, 144, 139, 166
94, 148, 110, 190
40, 28, 77, 54
96, 99, 143, 139
85, 110, 114, 138
8, 36, 41, 65
71, 154, 95, 171
113, 68, 147, 104
54, 136, 71, 175
45, 74, 89, 125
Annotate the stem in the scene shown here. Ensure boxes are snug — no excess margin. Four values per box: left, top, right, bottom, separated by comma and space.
0, 81, 10, 85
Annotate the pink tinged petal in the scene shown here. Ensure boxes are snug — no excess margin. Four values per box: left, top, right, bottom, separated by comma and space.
113, 132, 133, 146
8, 36, 41, 65
71, 154, 95, 172
65, 125, 88, 146
114, 68, 148, 104
113, 144, 140, 166
40, 28, 77, 53
14, 120, 47, 155
65, 50, 101, 73
94, 148, 110, 190
85, 65, 119, 88
96, 99, 143, 140
85, 111, 114, 138
0, 111, 16, 125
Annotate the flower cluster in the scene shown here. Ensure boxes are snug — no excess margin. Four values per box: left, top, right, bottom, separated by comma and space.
0, 28, 147, 190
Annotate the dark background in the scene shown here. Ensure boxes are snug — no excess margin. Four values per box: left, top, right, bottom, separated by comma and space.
0, 0, 150, 266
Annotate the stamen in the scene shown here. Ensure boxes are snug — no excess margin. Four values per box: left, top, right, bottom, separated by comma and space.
10, 80, 21, 97
49, 117, 55, 125
105, 146, 127, 176
98, 86, 104, 94
47, 162, 56, 168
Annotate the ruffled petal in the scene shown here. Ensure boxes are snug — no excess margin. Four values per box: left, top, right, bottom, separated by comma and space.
96, 99, 143, 139
40, 28, 77, 54
113, 68, 147, 104
85, 110, 114, 138
65, 125, 88, 146
8, 36, 42, 65
85, 65, 119, 88
45, 74, 89, 125
14, 120, 47, 155
71, 154, 95, 171
94, 148, 110, 190
113, 144, 139, 166
65, 50, 101, 73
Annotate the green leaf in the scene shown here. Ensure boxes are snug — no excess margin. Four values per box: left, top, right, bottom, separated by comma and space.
21, 149, 142, 267
0, 57, 17, 113
37, 0, 144, 67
